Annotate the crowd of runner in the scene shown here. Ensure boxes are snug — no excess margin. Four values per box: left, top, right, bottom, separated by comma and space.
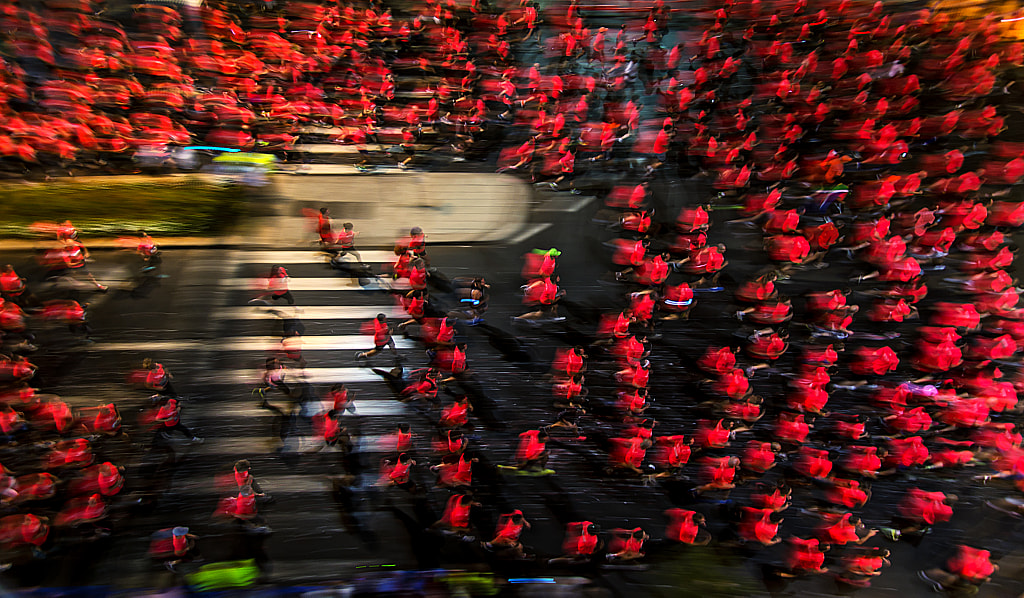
1, 0, 1024, 593
332, 0, 1022, 592
0, 0, 630, 173
0, 223, 184, 571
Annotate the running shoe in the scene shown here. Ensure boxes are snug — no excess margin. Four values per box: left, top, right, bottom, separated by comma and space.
918, 570, 943, 592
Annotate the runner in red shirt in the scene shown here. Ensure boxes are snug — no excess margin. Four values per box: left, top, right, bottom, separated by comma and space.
606, 527, 648, 562
432, 493, 479, 538
919, 545, 998, 592
483, 510, 531, 557
651, 435, 691, 476
786, 536, 829, 575
837, 547, 890, 589
356, 313, 397, 360
549, 521, 601, 564
664, 508, 710, 545
515, 429, 550, 472
818, 512, 876, 546
696, 455, 739, 493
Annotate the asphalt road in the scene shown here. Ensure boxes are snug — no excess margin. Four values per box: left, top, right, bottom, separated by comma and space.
2, 178, 1024, 597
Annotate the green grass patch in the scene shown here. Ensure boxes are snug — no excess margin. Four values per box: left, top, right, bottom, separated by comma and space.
0, 177, 248, 238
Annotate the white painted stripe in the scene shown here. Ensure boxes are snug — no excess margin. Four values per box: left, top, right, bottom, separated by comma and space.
243, 250, 398, 264
508, 223, 552, 244
565, 196, 597, 212
90, 340, 205, 351
87, 336, 414, 352
212, 305, 404, 320
225, 278, 403, 291
174, 475, 332, 494
228, 367, 401, 384
340, 401, 408, 417
189, 434, 393, 456
273, 164, 413, 176
291, 143, 364, 154
220, 336, 413, 351
211, 400, 408, 418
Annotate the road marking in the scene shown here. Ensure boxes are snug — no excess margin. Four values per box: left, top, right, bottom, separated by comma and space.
227, 367, 404, 385
186, 434, 393, 456
87, 336, 414, 352
225, 278, 405, 291
242, 250, 397, 264
211, 400, 408, 418
174, 474, 333, 494
508, 223, 552, 245
212, 305, 404, 320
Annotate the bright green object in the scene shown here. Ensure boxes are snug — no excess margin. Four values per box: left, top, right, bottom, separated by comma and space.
186, 559, 260, 591
213, 153, 276, 166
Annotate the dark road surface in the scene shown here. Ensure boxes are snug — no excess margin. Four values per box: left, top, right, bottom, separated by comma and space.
1, 178, 1024, 598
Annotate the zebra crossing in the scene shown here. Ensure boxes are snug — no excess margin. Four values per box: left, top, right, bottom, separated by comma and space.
191, 248, 420, 453
97, 247, 431, 584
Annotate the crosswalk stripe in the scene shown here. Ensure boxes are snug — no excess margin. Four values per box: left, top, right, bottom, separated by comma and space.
211, 305, 404, 320
172, 475, 333, 494
209, 400, 408, 418
228, 368, 405, 385
242, 250, 398, 264
187, 434, 396, 456
88, 336, 414, 352
225, 278, 402, 291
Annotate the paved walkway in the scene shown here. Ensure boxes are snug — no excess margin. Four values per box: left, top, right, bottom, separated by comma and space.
266, 171, 532, 247
0, 171, 535, 250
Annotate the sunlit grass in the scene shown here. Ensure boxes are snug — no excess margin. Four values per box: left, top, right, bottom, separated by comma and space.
0, 178, 248, 237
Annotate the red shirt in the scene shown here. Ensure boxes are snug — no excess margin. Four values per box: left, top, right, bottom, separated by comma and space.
851, 346, 899, 375
653, 436, 690, 469
696, 419, 731, 448
776, 413, 810, 444
803, 344, 838, 366
747, 333, 787, 360
744, 440, 776, 473
740, 507, 778, 544
766, 235, 810, 263
715, 369, 749, 399
887, 436, 930, 467
439, 494, 473, 529
900, 488, 952, 524
947, 546, 994, 583
698, 346, 736, 375
788, 537, 825, 572
516, 430, 546, 462
795, 446, 832, 478
821, 513, 859, 545
372, 319, 390, 345
932, 303, 981, 328
700, 456, 736, 488
825, 480, 868, 508
843, 446, 881, 476
564, 522, 599, 556
736, 279, 775, 303
665, 509, 699, 543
